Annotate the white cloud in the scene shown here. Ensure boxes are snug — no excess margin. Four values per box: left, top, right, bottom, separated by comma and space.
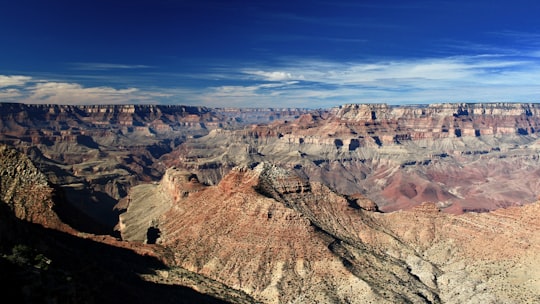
268, 57, 530, 85
0, 88, 23, 99
0, 75, 32, 88
197, 54, 540, 107
3, 51, 540, 108
23, 82, 152, 104
199, 82, 300, 107
247, 70, 304, 81
0, 74, 177, 105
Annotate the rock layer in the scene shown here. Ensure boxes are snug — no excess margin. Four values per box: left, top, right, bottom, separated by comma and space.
121, 162, 540, 303
166, 103, 540, 213
2, 100, 540, 303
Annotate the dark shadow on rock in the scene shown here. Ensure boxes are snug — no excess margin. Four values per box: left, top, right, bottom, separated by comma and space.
146, 227, 161, 244
0, 202, 231, 304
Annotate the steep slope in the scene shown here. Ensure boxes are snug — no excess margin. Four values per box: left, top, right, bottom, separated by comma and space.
121, 165, 401, 303
121, 162, 540, 303
0, 144, 69, 231
0, 103, 310, 235
0, 144, 257, 304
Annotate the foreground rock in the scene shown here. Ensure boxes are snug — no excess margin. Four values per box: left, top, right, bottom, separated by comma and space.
121, 162, 540, 303
0, 145, 258, 303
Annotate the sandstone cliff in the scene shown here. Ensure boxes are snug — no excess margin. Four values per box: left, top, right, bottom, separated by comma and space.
4, 102, 540, 215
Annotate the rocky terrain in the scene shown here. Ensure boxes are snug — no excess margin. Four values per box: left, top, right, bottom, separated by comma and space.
166, 103, 540, 213
0, 103, 308, 233
119, 162, 540, 303
1, 102, 540, 303
0, 144, 259, 303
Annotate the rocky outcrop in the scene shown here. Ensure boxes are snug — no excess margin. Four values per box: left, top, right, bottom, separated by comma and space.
118, 167, 206, 243
0, 143, 257, 304
121, 162, 540, 303
123, 164, 415, 303
0, 144, 67, 230
329, 103, 540, 141
0, 104, 310, 218
215, 107, 308, 124
165, 103, 540, 213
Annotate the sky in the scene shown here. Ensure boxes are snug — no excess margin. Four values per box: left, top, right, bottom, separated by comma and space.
1, 0, 540, 108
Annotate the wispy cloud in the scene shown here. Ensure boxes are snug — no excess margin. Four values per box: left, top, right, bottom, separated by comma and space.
199, 81, 301, 107
0, 75, 32, 88
492, 30, 540, 45
199, 54, 540, 107
0, 88, 23, 99
70, 62, 153, 71
3, 51, 540, 107
246, 70, 304, 81
0, 75, 172, 105
24, 82, 141, 104
242, 56, 532, 85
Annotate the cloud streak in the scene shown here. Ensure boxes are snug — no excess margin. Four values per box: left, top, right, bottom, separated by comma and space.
70, 62, 153, 71
24, 82, 142, 104
200, 54, 540, 107
2, 52, 540, 108
0, 75, 171, 105
0, 75, 32, 88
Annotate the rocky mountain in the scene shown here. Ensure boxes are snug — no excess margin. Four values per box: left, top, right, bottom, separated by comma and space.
119, 162, 540, 303
166, 102, 540, 213
0, 144, 258, 303
2, 102, 540, 303
0, 103, 307, 233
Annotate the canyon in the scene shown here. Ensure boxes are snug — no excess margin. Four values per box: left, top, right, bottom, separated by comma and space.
1, 102, 540, 303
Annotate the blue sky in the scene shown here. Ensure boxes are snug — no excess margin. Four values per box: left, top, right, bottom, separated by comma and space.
1, 0, 540, 108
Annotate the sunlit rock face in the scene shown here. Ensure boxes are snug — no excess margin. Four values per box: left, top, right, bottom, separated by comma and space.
2, 103, 540, 303
4, 102, 540, 216
163, 103, 540, 213
121, 162, 540, 304
0, 144, 67, 230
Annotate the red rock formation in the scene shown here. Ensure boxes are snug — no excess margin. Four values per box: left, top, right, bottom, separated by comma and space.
119, 162, 540, 303
0, 144, 69, 231
162, 102, 540, 213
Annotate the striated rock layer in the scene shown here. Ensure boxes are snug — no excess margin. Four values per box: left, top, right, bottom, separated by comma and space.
165, 102, 540, 213
121, 162, 540, 303
0, 103, 309, 233
4, 102, 540, 216
0, 144, 259, 303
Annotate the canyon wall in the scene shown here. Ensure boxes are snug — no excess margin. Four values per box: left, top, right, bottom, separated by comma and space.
120, 162, 540, 303
165, 103, 540, 213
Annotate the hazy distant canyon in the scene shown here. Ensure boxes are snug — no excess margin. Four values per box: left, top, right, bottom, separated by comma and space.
1, 102, 540, 303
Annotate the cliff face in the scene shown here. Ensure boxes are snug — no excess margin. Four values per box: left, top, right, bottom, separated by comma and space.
167, 103, 540, 213
0, 103, 219, 145
0, 144, 258, 304
325, 102, 540, 142
3, 102, 540, 303
121, 162, 540, 304
118, 167, 205, 243
0, 144, 68, 230
0, 103, 232, 233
